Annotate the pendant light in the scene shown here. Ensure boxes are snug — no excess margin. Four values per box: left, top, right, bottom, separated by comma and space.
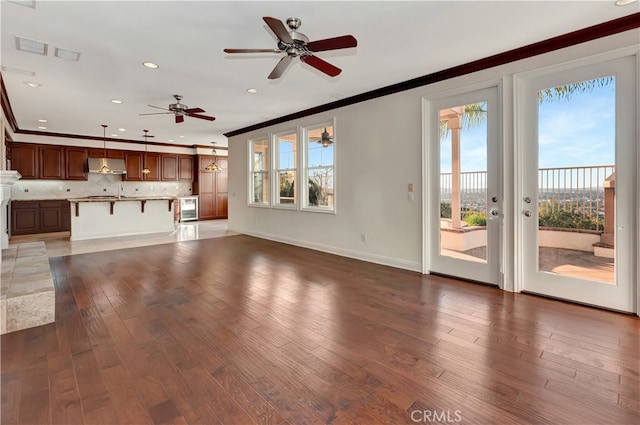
99, 124, 111, 173
141, 130, 153, 175
204, 142, 219, 171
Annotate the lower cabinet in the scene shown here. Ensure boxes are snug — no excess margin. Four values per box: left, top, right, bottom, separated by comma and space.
11, 200, 71, 236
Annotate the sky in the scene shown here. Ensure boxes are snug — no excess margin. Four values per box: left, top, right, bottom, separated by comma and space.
440, 78, 616, 173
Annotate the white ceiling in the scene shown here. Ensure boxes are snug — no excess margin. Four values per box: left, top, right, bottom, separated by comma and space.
1, 1, 638, 148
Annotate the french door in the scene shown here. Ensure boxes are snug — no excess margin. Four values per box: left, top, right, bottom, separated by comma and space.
518, 55, 637, 312
427, 86, 501, 285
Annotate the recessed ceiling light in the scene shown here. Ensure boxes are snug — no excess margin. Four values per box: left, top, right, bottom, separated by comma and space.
168, 139, 174, 142
118, 128, 126, 132
111, 134, 118, 137
142, 62, 159, 69
37, 119, 47, 123
54, 47, 81, 61
24, 81, 41, 88
37, 126, 46, 130
614, 0, 637, 5
15, 36, 47, 55
1, 66, 35, 76
111, 99, 122, 104
179, 135, 184, 138
247, 88, 258, 94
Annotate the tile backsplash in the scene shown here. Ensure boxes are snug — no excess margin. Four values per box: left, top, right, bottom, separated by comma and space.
11, 174, 193, 200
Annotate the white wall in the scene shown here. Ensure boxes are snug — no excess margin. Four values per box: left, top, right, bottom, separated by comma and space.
228, 30, 639, 274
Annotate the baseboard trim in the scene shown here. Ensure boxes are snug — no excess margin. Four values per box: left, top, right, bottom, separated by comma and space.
229, 226, 422, 273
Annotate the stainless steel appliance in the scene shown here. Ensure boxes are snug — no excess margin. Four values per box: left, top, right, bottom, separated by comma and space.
178, 196, 198, 222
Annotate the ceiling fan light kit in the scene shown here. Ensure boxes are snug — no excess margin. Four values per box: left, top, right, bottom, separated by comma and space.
224, 16, 357, 79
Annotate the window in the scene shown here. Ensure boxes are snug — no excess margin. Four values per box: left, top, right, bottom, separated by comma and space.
273, 131, 298, 208
249, 137, 269, 206
303, 124, 335, 212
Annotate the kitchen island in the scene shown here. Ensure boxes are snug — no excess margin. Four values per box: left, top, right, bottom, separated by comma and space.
68, 196, 176, 241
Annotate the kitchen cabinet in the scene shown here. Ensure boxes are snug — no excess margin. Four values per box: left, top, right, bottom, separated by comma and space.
11, 200, 71, 235
178, 155, 193, 181
161, 154, 178, 181
65, 147, 88, 180
195, 155, 227, 219
9, 143, 38, 179
88, 148, 125, 159
124, 152, 143, 181
144, 153, 160, 181
40, 145, 65, 179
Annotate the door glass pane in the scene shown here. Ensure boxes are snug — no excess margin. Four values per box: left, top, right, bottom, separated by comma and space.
537, 76, 615, 284
439, 102, 488, 263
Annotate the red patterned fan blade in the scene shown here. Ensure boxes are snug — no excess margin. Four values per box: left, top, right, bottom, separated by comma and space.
307, 35, 357, 52
268, 55, 293, 79
301, 54, 341, 77
188, 113, 216, 122
224, 48, 280, 53
185, 107, 205, 114
175, 115, 185, 124
263, 17, 293, 44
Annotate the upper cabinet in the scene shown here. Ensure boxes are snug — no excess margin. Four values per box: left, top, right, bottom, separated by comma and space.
9, 143, 39, 179
9, 142, 197, 182
65, 148, 88, 180
9, 143, 88, 180
161, 154, 178, 181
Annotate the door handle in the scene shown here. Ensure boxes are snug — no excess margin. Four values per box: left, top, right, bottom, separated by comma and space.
523, 210, 532, 217
490, 208, 500, 217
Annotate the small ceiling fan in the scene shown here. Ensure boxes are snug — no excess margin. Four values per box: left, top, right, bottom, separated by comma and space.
140, 95, 215, 123
224, 16, 357, 79
310, 128, 334, 147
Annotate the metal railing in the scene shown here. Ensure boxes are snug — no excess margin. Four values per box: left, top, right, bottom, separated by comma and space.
440, 165, 614, 224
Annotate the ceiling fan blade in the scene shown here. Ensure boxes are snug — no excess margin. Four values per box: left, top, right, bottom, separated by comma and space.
147, 105, 170, 111
307, 35, 357, 52
176, 115, 184, 124
185, 107, 205, 114
188, 113, 216, 121
263, 17, 293, 44
139, 112, 173, 116
301, 54, 342, 77
268, 55, 293, 79
224, 48, 281, 54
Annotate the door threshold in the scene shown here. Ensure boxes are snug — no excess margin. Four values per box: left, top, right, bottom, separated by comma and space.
429, 271, 499, 288
521, 290, 636, 316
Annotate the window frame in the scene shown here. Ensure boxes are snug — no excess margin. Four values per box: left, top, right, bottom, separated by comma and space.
271, 128, 299, 210
248, 136, 270, 208
301, 120, 336, 214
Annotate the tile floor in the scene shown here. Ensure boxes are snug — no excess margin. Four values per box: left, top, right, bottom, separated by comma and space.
9, 219, 238, 258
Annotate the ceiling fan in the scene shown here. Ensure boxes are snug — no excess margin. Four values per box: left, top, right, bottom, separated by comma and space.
310, 128, 334, 147
140, 95, 215, 123
224, 16, 357, 79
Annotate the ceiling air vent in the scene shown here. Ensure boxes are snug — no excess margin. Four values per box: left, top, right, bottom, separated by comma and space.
1, 66, 35, 76
15, 36, 47, 55
8, 1, 36, 8
54, 47, 80, 61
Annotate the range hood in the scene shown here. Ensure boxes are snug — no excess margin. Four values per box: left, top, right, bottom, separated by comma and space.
88, 158, 127, 174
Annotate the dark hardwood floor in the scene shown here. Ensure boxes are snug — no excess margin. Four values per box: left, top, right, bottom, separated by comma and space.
2, 235, 639, 424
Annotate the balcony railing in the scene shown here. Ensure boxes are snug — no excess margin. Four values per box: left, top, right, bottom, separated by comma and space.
441, 165, 614, 225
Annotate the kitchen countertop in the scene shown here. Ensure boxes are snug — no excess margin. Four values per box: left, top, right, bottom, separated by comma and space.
68, 196, 177, 202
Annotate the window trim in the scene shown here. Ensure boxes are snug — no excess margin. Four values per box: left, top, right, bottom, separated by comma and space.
271, 128, 299, 210
248, 136, 270, 208
301, 120, 337, 214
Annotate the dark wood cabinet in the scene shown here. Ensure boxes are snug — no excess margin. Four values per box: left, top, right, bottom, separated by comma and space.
124, 152, 143, 181
65, 147, 88, 180
178, 156, 194, 181
40, 145, 66, 179
195, 155, 228, 220
161, 155, 178, 181
11, 200, 71, 235
9, 143, 39, 179
88, 148, 124, 159
144, 153, 160, 181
